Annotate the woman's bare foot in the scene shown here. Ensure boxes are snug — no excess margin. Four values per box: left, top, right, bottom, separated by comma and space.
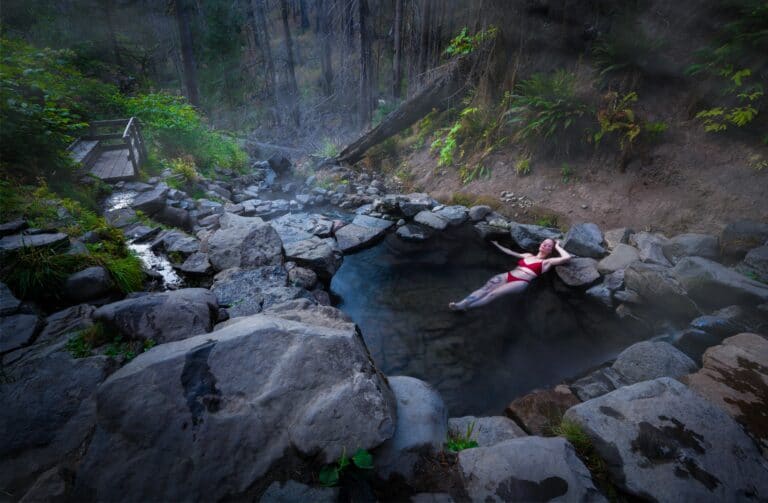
449, 301, 466, 311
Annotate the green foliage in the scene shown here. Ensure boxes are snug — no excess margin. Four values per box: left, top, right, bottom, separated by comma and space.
552, 418, 618, 499
561, 163, 573, 183
0, 37, 120, 177
66, 322, 108, 358
458, 164, 491, 184
594, 91, 665, 157
444, 26, 498, 57
318, 448, 374, 487
535, 215, 559, 228
99, 253, 144, 293
372, 100, 398, 126
445, 421, 479, 452
507, 71, 591, 151
515, 155, 532, 176
748, 154, 768, 171
66, 333, 94, 359
431, 105, 503, 169
592, 17, 664, 80
317, 138, 341, 158
1, 247, 87, 299
119, 93, 247, 174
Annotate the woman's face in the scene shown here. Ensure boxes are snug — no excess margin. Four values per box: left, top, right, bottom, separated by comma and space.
539, 239, 555, 256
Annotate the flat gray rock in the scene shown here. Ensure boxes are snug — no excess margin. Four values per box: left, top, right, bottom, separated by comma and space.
448, 416, 526, 447
38, 304, 96, 344
570, 366, 630, 401
433, 205, 468, 226
73, 314, 396, 501
630, 231, 672, 267
603, 228, 633, 250
130, 184, 168, 215
413, 210, 449, 231
611, 341, 697, 385
334, 215, 394, 252
663, 233, 719, 264
458, 437, 604, 503
555, 258, 600, 286
104, 207, 137, 228
597, 244, 639, 274
509, 224, 562, 252
397, 223, 432, 242
207, 213, 283, 271
0, 314, 42, 353
0, 281, 21, 316
672, 256, 768, 309
624, 261, 699, 319
399, 193, 437, 217
262, 299, 354, 331
177, 252, 213, 275
283, 236, 342, 279
270, 212, 335, 244
0, 219, 28, 237
212, 266, 309, 318
566, 378, 768, 501
563, 223, 606, 258
93, 288, 218, 344
468, 205, 492, 222
376, 376, 447, 484
0, 233, 69, 254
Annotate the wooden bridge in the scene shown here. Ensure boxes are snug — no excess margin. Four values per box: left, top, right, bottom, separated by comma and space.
68, 117, 147, 182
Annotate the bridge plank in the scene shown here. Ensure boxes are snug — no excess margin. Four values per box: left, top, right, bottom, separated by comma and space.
89, 148, 136, 182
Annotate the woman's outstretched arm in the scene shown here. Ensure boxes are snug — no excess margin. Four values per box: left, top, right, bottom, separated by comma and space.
491, 240, 528, 258
545, 240, 572, 266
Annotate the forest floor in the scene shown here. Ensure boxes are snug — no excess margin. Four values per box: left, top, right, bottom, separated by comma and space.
380, 119, 768, 236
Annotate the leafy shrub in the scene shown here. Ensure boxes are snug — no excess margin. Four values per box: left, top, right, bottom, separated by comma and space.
552, 418, 618, 498
593, 91, 667, 162
2, 247, 88, 299
507, 71, 591, 154
592, 17, 664, 82
317, 138, 341, 158
318, 448, 374, 487
444, 26, 498, 57
515, 155, 532, 176
458, 163, 492, 184
445, 421, 479, 452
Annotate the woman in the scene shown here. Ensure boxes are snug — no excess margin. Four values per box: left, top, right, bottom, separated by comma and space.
448, 238, 571, 311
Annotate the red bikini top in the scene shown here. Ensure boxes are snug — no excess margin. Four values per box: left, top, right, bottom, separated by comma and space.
517, 258, 543, 276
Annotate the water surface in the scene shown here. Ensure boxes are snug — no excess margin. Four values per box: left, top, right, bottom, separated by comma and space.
331, 226, 649, 416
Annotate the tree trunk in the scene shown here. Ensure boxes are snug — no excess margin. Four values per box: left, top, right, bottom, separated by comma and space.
417, 0, 433, 82
102, 0, 123, 68
299, 0, 310, 30
174, 0, 200, 107
254, 0, 277, 105
319, 0, 334, 96
280, 0, 301, 127
358, 0, 372, 128
338, 56, 474, 164
392, 0, 403, 99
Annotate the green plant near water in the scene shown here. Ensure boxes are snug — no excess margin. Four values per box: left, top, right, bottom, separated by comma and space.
552, 418, 618, 499
515, 155, 532, 176
317, 138, 341, 158
445, 421, 479, 452
66, 322, 108, 358
318, 448, 374, 487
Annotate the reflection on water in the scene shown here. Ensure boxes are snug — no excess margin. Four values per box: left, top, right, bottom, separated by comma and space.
129, 243, 183, 289
104, 190, 137, 210
331, 226, 650, 416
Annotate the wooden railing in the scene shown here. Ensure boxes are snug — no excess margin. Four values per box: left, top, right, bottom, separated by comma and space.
83, 117, 148, 173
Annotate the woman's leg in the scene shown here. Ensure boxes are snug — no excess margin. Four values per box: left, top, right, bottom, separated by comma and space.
450, 273, 523, 310
465, 280, 528, 308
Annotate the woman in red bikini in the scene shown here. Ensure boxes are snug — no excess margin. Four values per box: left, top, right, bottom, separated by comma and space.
448, 238, 571, 311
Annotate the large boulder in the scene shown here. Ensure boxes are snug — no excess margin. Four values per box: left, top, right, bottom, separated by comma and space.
468, 205, 492, 222
662, 233, 719, 264
0, 233, 69, 255
177, 252, 213, 276
211, 266, 310, 318
73, 314, 397, 501
611, 341, 697, 385
603, 228, 633, 250
93, 288, 218, 344
681, 333, 768, 456
457, 437, 604, 502
720, 220, 768, 258
334, 215, 394, 252
672, 256, 768, 309
597, 244, 639, 274
375, 376, 447, 484
570, 366, 630, 401
448, 416, 526, 447
156, 205, 193, 231
38, 304, 95, 344
262, 298, 355, 331
565, 378, 768, 501
63, 266, 113, 303
562, 223, 606, 258
554, 258, 600, 287
0, 314, 42, 354
505, 385, 581, 435
283, 237, 342, 279
509, 224, 562, 252
624, 261, 699, 318
130, 184, 168, 215
270, 212, 335, 244
630, 231, 672, 267
0, 348, 115, 495
740, 245, 768, 284
207, 213, 283, 271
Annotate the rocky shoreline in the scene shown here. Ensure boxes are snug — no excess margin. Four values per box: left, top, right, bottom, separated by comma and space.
1, 156, 767, 501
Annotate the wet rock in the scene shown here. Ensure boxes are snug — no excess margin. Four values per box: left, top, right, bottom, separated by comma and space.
603, 227, 633, 250
570, 366, 630, 401
397, 224, 432, 242
672, 328, 725, 364
563, 223, 606, 258
414, 210, 449, 231
123, 224, 160, 242
288, 267, 318, 289
611, 341, 697, 385
267, 153, 292, 174
73, 314, 396, 502
121, 181, 153, 192
376, 376, 447, 484
0, 233, 69, 255
262, 299, 355, 332
283, 237, 342, 279
457, 437, 603, 503
586, 282, 613, 307
740, 245, 768, 283
0, 219, 28, 237
156, 205, 192, 231
104, 207, 137, 228
38, 305, 95, 344
565, 377, 768, 502
597, 244, 640, 274
0, 281, 21, 316
505, 385, 580, 435
93, 288, 218, 344
260, 480, 338, 503
474, 222, 510, 240
467, 205, 492, 222
130, 184, 168, 215
433, 205, 468, 226
630, 231, 672, 267
448, 416, 525, 447
509, 224, 562, 252
672, 256, 768, 309
555, 257, 600, 287
207, 213, 283, 271
681, 333, 768, 456
624, 261, 699, 319
689, 305, 768, 339
399, 194, 438, 217
662, 233, 719, 264
211, 266, 309, 318
63, 266, 113, 303
335, 214, 394, 252
0, 349, 114, 495
177, 252, 213, 276
720, 220, 768, 258
0, 314, 42, 353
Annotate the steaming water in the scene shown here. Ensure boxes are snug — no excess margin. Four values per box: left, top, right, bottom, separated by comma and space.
331, 226, 650, 416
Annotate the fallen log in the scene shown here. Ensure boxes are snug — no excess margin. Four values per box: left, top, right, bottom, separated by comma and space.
336, 55, 479, 165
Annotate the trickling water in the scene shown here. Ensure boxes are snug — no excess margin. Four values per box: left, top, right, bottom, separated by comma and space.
331, 226, 650, 416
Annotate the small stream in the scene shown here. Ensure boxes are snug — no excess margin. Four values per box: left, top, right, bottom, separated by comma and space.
331, 226, 651, 416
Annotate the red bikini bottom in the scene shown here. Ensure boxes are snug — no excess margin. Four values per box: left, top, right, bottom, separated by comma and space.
506, 271, 530, 283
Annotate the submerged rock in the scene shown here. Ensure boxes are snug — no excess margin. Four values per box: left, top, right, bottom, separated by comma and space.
565, 377, 768, 501
73, 314, 396, 501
